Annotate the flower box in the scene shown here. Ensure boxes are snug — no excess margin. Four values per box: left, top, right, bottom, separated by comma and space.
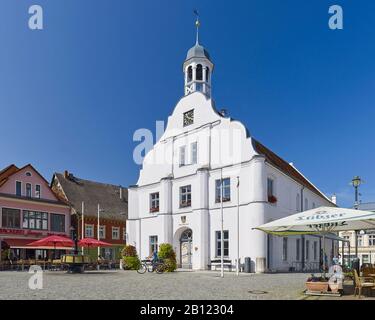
305, 281, 329, 293
268, 195, 277, 204
150, 207, 159, 213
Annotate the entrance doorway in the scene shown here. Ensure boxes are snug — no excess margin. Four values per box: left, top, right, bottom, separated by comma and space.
180, 229, 193, 269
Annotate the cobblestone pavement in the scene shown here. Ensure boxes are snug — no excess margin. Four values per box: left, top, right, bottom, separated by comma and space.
0, 270, 312, 300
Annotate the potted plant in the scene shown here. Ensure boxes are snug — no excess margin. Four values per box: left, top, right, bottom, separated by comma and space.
305, 275, 329, 293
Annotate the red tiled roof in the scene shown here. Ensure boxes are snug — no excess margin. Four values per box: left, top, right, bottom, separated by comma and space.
252, 138, 334, 204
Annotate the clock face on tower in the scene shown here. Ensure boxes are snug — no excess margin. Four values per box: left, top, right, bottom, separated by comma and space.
183, 109, 194, 127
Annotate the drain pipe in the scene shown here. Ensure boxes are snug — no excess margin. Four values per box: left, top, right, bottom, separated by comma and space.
301, 187, 305, 271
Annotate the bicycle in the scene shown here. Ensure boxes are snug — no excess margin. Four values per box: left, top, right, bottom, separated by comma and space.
137, 259, 165, 274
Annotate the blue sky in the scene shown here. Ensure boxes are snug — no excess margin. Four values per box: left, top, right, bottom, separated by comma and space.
0, 0, 374, 208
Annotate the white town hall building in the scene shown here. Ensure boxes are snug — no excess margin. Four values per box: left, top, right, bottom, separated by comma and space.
127, 22, 338, 272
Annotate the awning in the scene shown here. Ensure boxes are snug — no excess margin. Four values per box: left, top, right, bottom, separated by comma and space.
1, 238, 71, 250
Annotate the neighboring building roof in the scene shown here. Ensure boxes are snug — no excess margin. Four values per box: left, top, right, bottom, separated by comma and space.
357, 202, 375, 212
252, 139, 335, 205
0, 164, 19, 187
53, 172, 128, 221
0, 164, 68, 206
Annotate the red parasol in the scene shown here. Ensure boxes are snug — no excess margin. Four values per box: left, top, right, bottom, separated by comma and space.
78, 238, 112, 247
27, 235, 74, 248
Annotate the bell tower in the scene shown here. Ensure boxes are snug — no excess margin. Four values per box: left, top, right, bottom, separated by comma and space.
183, 14, 214, 97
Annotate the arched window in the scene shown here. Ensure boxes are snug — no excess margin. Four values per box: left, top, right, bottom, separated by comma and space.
196, 64, 203, 80
187, 66, 193, 82
205, 67, 209, 82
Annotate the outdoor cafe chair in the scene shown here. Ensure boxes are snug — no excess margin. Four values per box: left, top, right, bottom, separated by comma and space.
354, 269, 375, 298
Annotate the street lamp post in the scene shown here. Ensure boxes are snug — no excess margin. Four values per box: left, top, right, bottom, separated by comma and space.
70, 226, 79, 255
352, 176, 362, 261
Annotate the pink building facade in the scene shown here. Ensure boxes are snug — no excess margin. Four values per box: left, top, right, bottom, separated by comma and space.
0, 164, 70, 260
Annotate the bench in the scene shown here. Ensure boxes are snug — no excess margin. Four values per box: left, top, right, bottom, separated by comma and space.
208, 259, 233, 271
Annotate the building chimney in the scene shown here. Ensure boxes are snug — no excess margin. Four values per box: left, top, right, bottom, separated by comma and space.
64, 170, 69, 179
331, 194, 337, 205
119, 186, 123, 200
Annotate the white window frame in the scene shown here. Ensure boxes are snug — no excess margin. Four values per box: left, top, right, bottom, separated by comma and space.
112, 227, 120, 240
180, 185, 191, 208
85, 224, 94, 238
215, 230, 229, 258
369, 235, 375, 246
149, 235, 158, 255
25, 183, 32, 198
149, 192, 160, 213
15, 181, 22, 196
179, 146, 186, 167
99, 225, 106, 239
267, 178, 274, 198
215, 178, 231, 203
35, 184, 41, 199
191, 141, 197, 165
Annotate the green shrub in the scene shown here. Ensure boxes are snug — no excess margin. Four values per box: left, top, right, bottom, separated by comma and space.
123, 256, 141, 270
158, 243, 177, 272
122, 245, 137, 257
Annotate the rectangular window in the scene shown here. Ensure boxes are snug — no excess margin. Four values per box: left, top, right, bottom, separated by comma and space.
191, 142, 197, 165
180, 185, 191, 208
112, 227, 120, 240
369, 235, 375, 246
357, 235, 363, 247
215, 178, 231, 203
179, 146, 186, 167
306, 240, 310, 261
282, 237, 288, 261
99, 225, 106, 239
313, 241, 318, 260
296, 239, 300, 261
215, 230, 229, 257
2, 208, 21, 229
85, 224, 94, 238
23, 211, 48, 230
267, 178, 274, 197
16, 181, 22, 196
149, 235, 158, 255
149, 192, 160, 213
50, 213, 65, 232
35, 185, 41, 199
26, 183, 32, 198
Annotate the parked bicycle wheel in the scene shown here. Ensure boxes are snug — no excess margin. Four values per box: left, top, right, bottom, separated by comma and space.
137, 263, 147, 274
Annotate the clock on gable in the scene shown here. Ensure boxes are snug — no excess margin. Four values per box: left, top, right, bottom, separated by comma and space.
183, 109, 194, 127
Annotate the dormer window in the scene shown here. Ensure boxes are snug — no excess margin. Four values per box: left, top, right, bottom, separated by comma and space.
26, 183, 32, 198
16, 181, 22, 196
35, 185, 41, 199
